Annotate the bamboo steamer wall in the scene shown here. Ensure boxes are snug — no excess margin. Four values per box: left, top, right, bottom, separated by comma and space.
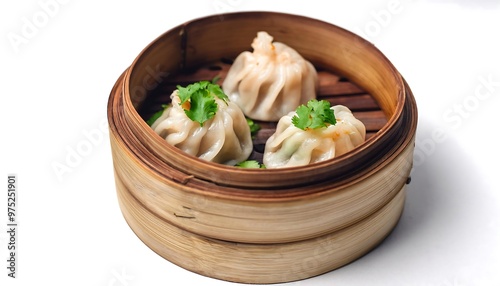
107, 12, 418, 284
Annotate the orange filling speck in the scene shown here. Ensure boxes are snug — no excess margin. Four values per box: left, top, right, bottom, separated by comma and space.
181, 101, 191, 110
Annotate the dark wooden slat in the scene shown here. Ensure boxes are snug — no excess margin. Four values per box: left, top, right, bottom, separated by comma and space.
318, 81, 365, 96
317, 70, 340, 87
321, 94, 380, 111
352, 110, 387, 131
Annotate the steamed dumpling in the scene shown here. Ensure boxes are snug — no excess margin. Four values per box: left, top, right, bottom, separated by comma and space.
263, 105, 366, 168
150, 87, 253, 165
222, 31, 318, 121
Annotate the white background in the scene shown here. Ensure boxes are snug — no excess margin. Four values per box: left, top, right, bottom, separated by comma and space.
1, 0, 500, 285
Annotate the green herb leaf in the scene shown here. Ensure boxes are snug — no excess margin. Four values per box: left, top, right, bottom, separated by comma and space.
291, 105, 312, 130
184, 90, 218, 126
291, 100, 336, 130
246, 118, 261, 136
235, 160, 266, 169
176, 81, 229, 126
207, 82, 229, 104
211, 75, 221, 84
146, 104, 168, 126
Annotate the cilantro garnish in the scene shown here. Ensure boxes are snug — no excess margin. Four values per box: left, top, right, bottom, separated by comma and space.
146, 104, 168, 126
291, 100, 336, 130
211, 75, 221, 84
176, 81, 229, 126
235, 160, 266, 169
246, 118, 261, 137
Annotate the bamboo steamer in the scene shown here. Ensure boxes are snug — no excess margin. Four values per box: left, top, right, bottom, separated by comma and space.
107, 12, 418, 284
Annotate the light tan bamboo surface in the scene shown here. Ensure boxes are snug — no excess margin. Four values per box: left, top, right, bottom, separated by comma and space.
107, 11, 418, 284
117, 175, 407, 284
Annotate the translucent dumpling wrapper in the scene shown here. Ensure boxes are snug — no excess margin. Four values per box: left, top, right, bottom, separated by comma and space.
263, 105, 366, 168
150, 90, 253, 165
222, 31, 319, 121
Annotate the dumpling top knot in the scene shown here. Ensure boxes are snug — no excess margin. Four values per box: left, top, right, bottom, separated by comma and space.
251, 31, 276, 57
251, 32, 294, 64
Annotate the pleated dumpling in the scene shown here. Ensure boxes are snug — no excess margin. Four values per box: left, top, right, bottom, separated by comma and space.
263, 101, 366, 168
222, 31, 318, 121
149, 81, 253, 165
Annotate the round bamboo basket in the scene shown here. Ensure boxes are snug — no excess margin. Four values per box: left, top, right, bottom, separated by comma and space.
107, 11, 418, 284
